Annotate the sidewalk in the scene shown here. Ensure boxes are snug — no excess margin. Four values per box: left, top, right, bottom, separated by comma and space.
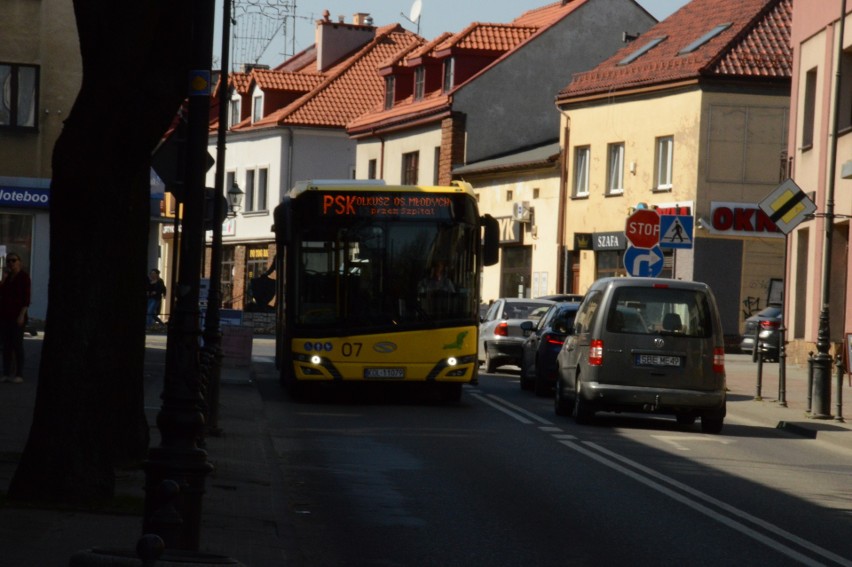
0, 334, 293, 566
722, 352, 852, 454
0, 338, 850, 565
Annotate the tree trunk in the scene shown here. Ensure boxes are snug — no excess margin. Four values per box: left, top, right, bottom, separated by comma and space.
8, 1, 192, 505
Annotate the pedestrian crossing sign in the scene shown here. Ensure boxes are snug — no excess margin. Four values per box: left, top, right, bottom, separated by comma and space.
659, 215, 693, 249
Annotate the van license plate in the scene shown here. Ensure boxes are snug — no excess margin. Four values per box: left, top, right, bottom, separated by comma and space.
635, 354, 682, 367
364, 367, 405, 379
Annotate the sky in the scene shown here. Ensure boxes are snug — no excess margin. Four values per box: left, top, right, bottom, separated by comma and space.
215, 0, 691, 69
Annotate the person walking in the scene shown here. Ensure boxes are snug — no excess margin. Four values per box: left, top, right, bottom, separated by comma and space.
146, 268, 167, 327
0, 253, 31, 384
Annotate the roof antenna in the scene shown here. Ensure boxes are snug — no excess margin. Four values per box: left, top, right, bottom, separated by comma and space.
401, 0, 422, 35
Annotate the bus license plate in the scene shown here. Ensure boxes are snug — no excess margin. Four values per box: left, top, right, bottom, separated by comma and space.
364, 367, 405, 379
635, 354, 682, 367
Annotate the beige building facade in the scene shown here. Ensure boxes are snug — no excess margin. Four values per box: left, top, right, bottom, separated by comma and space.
559, 88, 789, 342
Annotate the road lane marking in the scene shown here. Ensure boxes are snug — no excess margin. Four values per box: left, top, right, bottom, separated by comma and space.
651, 435, 734, 451
576, 441, 851, 567
473, 392, 850, 566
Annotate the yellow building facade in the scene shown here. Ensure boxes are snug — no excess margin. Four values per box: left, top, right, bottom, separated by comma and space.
559, 88, 789, 342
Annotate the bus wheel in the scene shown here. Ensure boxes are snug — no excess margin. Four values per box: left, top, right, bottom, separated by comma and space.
439, 382, 463, 402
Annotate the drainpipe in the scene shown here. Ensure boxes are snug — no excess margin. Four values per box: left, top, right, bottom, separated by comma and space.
285, 127, 295, 191
556, 122, 570, 293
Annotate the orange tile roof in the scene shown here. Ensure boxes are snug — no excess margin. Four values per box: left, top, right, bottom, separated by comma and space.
229, 72, 252, 95
240, 24, 422, 130
557, 0, 791, 100
435, 23, 538, 53
349, 1, 587, 136
249, 68, 324, 92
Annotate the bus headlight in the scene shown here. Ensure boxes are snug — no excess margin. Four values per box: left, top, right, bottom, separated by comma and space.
310, 355, 322, 365
447, 357, 458, 366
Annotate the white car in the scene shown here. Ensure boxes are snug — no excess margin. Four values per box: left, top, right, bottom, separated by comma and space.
478, 298, 554, 373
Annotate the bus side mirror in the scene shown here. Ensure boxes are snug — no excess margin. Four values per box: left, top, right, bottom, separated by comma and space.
482, 215, 499, 266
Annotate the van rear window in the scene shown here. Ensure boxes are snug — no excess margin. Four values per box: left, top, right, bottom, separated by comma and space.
607, 287, 712, 337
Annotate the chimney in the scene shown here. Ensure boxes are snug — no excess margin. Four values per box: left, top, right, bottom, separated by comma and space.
315, 11, 376, 72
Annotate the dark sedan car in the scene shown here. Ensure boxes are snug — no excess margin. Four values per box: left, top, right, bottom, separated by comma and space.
740, 305, 783, 361
519, 302, 580, 396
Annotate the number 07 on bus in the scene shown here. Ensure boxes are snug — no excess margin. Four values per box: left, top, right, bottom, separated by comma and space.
272, 180, 499, 400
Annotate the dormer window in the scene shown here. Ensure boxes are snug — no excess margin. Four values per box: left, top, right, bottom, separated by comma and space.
414, 66, 425, 100
384, 76, 395, 110
442, 57, 455, 93
252, 94, 263, 122
229, 96, 240, 127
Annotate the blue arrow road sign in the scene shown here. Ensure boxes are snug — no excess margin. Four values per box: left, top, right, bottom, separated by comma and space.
624, 244, 664, 277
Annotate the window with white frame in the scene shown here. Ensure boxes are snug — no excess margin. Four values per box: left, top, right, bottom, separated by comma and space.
0, 63, 39, 129
384, 76, 395, 110
802, 68, 817, 149
414, 66, 425, 100
402, 151, 419, 184
442, 57, 455, 93
573, 146, 590, 197
244, 169, 255, 211
654, 136, 673, 190
252, 94, 263, 122
607, 143, 625, 195
256, 168, 268, 211
229, 97, 240, 127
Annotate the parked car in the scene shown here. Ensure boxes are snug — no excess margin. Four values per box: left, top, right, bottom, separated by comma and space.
740, 305, 783, 361
479, 298, 555, 373
519, 302, 580, 396
536, 293, 584, 303
555, 277, 727, 433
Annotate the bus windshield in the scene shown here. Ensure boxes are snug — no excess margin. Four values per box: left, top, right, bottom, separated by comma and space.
292, 194, 479, 331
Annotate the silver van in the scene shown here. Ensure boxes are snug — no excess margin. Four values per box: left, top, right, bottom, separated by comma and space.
555, 277, 726, 433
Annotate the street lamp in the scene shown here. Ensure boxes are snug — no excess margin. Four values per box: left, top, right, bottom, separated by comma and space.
227, 181, 243, 217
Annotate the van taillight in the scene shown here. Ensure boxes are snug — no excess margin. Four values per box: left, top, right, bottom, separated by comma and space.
760, 320, 780, 329
713, 347, 725, 374
494, 322, 509, 337
589, 339, 603, 366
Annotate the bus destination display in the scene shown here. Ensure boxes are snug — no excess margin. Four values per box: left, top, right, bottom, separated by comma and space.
320, 193, 454, 219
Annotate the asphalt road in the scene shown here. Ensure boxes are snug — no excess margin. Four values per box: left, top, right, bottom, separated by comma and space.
254, 364, 852, 567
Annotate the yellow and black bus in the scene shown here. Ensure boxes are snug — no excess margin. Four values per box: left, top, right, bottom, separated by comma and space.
272, 180, 499, 400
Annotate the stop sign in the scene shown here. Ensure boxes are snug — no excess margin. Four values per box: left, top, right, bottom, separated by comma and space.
625, 209, 660, 248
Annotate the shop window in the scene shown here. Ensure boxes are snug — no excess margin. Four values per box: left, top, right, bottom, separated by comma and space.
499, 246, 532, 298
221, 246, 235, 308
0, 213, 34, 274
368, 159, 377, 179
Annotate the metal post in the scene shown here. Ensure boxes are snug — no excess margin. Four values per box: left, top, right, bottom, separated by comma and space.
778, 325, 787, 406
143, 0, 216, 551
755, 347, 763, 401
200, 0, 233, 435
835, 354, 846, 422
807, 352, 814, 413
812, 0, 846, 420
